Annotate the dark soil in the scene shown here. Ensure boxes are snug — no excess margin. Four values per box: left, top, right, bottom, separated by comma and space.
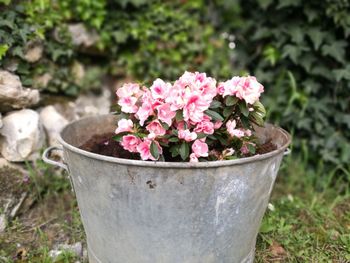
256, 139, 277, 154
80, 133, 139, 160
80, 133, 277, 161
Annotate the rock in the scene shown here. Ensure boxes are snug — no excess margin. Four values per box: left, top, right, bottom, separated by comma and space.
24, 41, 43, 63
0, 113, 2, 128
71, 61, 85, 85
3, 58, 19, 72
49, 242, 83, 260
75, 88, 111, 118
0, 214, 6, 233
33, 73, 52, 89
0, 71, 40, 112
40, 106, 69, 146
68, 23, 99, 47
0, 109, 45, 162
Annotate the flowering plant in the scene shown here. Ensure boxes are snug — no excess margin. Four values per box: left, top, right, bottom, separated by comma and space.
113, 71, 266, 162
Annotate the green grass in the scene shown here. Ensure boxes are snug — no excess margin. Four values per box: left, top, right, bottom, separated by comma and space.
0, 155, 349, 262
256, 156, 350, 262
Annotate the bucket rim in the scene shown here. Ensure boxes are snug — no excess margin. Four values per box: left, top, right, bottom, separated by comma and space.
58, 115, 291, 169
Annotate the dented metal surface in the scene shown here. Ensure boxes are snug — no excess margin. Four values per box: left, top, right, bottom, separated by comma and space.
43, 114, 291, 263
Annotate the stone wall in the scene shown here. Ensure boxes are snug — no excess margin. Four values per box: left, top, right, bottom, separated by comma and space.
0, 70, 112, 163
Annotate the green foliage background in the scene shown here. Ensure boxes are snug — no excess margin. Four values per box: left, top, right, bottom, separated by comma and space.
0, 0, 349, 172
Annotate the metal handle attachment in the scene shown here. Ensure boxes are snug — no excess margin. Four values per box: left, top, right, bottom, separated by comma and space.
283, 148, 291, 156
42, 146, 68, 171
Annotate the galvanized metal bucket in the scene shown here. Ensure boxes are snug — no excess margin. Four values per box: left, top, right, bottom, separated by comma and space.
43, 114, 291, 263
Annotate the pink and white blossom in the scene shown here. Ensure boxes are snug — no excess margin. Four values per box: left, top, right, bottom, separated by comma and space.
191, 140, 209, 157
146, 120, 166, 138
190, 153, 199, 162
178, 129, 197, 142
116, 83, 140, 98
114, 72, 266, 162
157, 103, 176, 126
194, 117, 214, 134
115, 119, 133, 134
118, 96, 138, 113
137, 139, 162, 161
226, 120, 246, 138
120, 135, 141, 153
150, 78, 171, 100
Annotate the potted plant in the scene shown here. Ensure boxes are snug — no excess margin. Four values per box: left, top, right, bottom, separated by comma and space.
43, 71, 291, 263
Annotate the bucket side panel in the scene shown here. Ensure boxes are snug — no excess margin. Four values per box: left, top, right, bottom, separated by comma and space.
64, 149, 283, 263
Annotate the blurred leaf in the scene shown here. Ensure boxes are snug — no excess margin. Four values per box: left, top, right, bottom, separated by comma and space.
321, 41, 347, 64
307, 28, 325, 50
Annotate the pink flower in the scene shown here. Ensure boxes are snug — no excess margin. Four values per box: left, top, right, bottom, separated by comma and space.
136, 102, 153, 126
157, 103, 176, 126
146, 120, 166, 138
214, 120, 223, 129
240, 144, 249, 155
245, 129, 252, 137
118, 96, 138, 113
137, 139, 162, 161
192, 139, 209, 157
115, 119, 133, 134
217, 82, 225, 95
226, 120, 245, 138
235, 76, 264, 105
120, 135, 141, 153
178, 129, 197, 142
194, 117, 214, 134
183, 95, 210, 123
116, 83, 140, 98
189, 153, 199, 162
150, 78, 171, 100
226, 119, 237, 133
222, 77, 241, 97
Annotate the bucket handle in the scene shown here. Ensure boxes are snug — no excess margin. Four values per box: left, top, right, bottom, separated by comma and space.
283, 148, 291, 156
42, 146, 68, 171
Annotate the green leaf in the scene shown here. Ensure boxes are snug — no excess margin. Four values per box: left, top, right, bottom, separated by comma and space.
333, 66, 350, 82
169, 145, 179, 157
239, 102, 249, 117
210, 100, 222, 109
247, 144, 256, 154
197, 133, 206, 139
0, 44, 9, 60
160, 121, 169, 130
307, 28, 325, 50
322, 41, 347, 64
175, 110, 184, 122
253, 101, 266, 116
217, 135, 229, 146
112, 132, 128, 142
150, 141, 160, 159
225, 96, 238, 106
179, 142, 189, 160
282, 44, 301, 64
263, 45, 280, 66
250, 112, 265, 126
277, 0, 300, 9
257, 0, 273, 10
223, 106, 234, 118
168, 137, 179, 142
205, 109, 224, 121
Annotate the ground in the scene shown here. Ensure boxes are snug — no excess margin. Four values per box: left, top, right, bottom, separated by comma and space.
0, 156, 349, 262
